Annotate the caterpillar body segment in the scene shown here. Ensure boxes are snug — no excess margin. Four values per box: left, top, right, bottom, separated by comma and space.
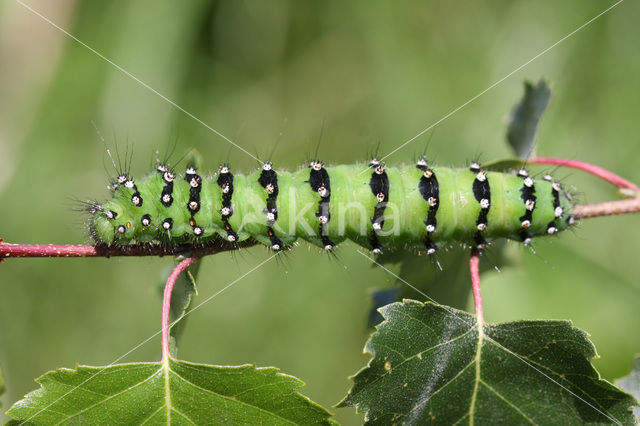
89, 159, 574, 254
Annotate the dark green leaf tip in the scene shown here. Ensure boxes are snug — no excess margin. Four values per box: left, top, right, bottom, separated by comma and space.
507, 79, 552, 159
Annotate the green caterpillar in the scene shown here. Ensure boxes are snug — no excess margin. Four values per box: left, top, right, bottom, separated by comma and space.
89, 157, 574, 254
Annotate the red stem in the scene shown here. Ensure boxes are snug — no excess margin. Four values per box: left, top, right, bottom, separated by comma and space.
469, 248, 484, 325
530, 157, 640, 191
162, 256, 199, 360
0, 240, 248, 262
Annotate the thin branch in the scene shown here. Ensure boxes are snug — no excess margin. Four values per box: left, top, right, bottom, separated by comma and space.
530, 157, 639, 192
469, 248, 484, 324
572, 198, 640, 219
529, 156, 640, 219
0, 239, 253, 262
162, 256, 199, 360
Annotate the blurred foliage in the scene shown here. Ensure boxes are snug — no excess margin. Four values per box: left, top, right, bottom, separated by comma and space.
1, 1, 640, 424
506, 79, 551, 158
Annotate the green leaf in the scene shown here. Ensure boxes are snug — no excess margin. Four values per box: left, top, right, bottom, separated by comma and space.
506, 79, 551, 158
159, 259, 201, 357
340, 300, 636, 425
616, 355, 640, 422
7, 359, 335, 424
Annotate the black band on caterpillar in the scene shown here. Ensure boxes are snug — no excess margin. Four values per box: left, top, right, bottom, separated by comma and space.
259, 162, 283, 251
547, 174, 563, 235
185, 167, 204, 236
217, 165, 237, 242
471, 162, 490, 249
368, 159, 388, 254
417, 157, 439, 255
309, 161, 335, 250
127, 178, 143, 208
158, 165, 174, 207
518, 169, 536, 245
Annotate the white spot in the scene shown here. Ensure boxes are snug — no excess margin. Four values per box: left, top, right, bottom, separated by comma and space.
543, 174, 553, 181
476, 171, 487, 182
132, 196, 141, 206
555, 206, 563, 217
324, 244, 333, 251
221, 207, 231, 216
547, 226, 558, 235
162, 194, 172, 204
227, 234, 236, 242
568, 216, 575, 225
470, 162, 480, 171
427, 248, 436, 255
525, 199, 535, 211
117, 175, 127, 184
375, 166, 384, 175
480, 198, 490, 209
266, 212, 275, 222
310, 161, 323, 171
163, 172, 174, 183
426, 224, 435, 233
190, 178, 199, 188
523, 237, 532, 245
117, 225, 126, 234
141, 217, 151, 226
271, 244, 280, 251
521, 220, 531, 228
222, 183, 230, 194
369, 158, 380, 167
524, 177, 534, 187
105, 210, 114, 219
318, 186, 328, 197
552, 182, 561, 192
518, 169, 529, 177
265, 184, 275, 194
372, 248, 382, 254
477, 223, 487, 231
157, 164, 168, 173
194, 227, 203, 236
186, 167, 196, 175
372, 222, 382, 231
162, 221, 172, 230
428, 197, 438, 207
219, 166, 230, 174
125, 180, 135, 189
376, 192, 385, 202
318, 215, 328, 224
417, 157, 428, 167
189, 201, 199, 210
423, 169, 433, 178
263, 162, 272, 171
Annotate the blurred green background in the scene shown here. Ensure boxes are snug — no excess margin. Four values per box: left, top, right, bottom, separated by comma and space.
1, 1, 639, 424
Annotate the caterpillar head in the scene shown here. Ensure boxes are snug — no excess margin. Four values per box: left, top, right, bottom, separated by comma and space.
89, 200, 137, 245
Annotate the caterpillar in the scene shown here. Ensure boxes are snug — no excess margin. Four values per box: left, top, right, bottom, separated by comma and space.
88, 156, 574, 255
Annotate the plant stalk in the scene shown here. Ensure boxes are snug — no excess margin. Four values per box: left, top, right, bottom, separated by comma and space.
470, 248, 484, 324
162, 256, 199, 360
